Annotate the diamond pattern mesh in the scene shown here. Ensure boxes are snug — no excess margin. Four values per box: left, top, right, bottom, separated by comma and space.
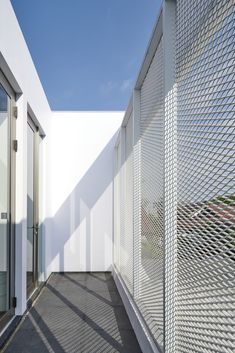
176, 0, 235, 352
114, 1, 235, 351
138, 37, 164, 347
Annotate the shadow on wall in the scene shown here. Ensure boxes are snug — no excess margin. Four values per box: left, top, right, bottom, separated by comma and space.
46, 131, 119, 273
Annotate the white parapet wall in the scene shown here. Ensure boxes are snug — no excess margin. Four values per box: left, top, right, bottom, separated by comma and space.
46, 111, 124, 273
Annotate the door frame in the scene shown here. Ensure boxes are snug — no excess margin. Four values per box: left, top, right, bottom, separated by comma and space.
27, 116, 40, 298
0, 70, 16, 331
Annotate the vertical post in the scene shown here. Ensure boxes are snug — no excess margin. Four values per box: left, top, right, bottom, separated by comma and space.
119, 126, 126, 273
34, 129, 40, 284
163, 0, 177, 352
117, 135, 122, 272
133, 89, 141, 300
113, 144, 118, 271
15, 96, 27, 315
10, 91, 17, 316
114, 135, 121, 272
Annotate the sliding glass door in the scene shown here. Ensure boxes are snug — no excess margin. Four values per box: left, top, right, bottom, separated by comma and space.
0, 74, 16, 329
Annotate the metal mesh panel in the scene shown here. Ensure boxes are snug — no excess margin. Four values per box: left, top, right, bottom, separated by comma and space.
176, 1, 235, 352
138, 37, 164, 347
114, 1, 235, 351
119, 114, 134, 293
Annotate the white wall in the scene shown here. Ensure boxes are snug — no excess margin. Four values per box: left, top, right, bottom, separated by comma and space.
0, 0, 51, 315
46, 112, 123, 273
0, 0, 124, 317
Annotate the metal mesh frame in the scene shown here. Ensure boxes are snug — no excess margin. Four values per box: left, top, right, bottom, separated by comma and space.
176, 0, 235, 352
119, 114, 134, 294
114, 0, 235, 352
114, 140, 121, 271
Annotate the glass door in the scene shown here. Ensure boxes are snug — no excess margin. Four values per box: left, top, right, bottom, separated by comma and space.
0, 76, 16, 329
27, 119, 39, 298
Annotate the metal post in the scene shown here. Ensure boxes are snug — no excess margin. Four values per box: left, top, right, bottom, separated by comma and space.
133, 89, 141, 300
163, 0, 177, 351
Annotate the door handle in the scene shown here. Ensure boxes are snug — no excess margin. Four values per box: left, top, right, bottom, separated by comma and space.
27, 226, 39, 235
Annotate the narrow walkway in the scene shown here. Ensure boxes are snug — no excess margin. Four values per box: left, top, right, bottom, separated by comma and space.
3, 273, 142, 353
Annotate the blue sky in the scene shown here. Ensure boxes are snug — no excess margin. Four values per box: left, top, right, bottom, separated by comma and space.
11, 0, 161, 111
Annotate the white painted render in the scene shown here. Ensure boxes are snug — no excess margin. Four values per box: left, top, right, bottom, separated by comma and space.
0, 0, 124, 315
47, 112, 123, 273
0, 0, 51, 315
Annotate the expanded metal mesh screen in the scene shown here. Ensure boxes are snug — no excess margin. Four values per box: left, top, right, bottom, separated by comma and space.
114, 1, 235, 352
138, 37, 165, 347
176, 1, 235, 352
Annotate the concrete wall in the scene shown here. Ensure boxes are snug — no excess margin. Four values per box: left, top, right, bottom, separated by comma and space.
46, 112, 123, 273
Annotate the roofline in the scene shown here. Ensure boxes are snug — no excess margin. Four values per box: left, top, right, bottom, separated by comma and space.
121, 92, 133, 127
51, 110, 125, 114
135, 8, 163, 90
120, 3, 163, 127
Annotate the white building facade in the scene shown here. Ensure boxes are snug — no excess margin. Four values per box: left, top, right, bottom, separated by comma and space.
0, 0, 234, 352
